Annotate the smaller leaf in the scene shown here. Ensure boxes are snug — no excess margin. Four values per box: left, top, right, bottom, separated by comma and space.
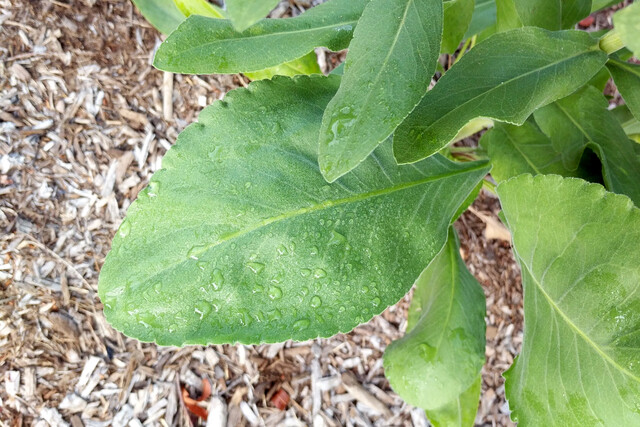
132, 0, 185, 35
495, 0, 521, 32
384, 228, 485, 415
174, 0, 224, 18
245, 51, 321, 81
607, 58, 640, 121
464, 0, 496, 38
225, 0, 280, 31
318, 0, 443, 182
442, 0, 476, 54
513, 0, 592, 30
614, 2, 640, 58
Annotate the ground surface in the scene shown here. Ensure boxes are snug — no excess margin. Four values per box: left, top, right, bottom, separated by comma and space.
0, 0, 624, 426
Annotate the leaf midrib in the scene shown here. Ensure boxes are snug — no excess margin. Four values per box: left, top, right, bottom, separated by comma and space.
521, 261, 640, 384
408, 48, 600, 137
137, 162, 488, 282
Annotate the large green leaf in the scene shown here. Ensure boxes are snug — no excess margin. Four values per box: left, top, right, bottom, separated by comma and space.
132, 0, 185, 35
393, 28, 608, 164
384, 228, 485, 417
225, 0, 280, 31
607, 58, 640, 121
98, 75, 489, 346
464, 0, 496, 38
533, 86, 640, 205
154, 0, 368, 74
498, 174, 640, 425
513, 0, 592, 30
317, 0, 443, 182
614, 2, 640, 58
480, 121, 581, 182
442, 0, 475, 53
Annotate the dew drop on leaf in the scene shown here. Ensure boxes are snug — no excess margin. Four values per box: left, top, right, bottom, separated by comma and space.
313, 268, 327, 279
119, 220, 131, 238
300, 268, 312, 277
195, 301, 212, 320
293, 318, 310, 331
268, 286, 283, 300
247, 262, 265, 274
310, 296, 322, 308
210, 269, 224, 290
276, 244, 288, 256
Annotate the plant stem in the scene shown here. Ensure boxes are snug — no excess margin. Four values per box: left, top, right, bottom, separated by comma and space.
599, 30, 625, 55
454, 37, 473, 65
482, 179, 497, 196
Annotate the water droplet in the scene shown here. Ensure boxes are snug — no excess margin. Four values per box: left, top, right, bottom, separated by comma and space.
211, 269, 224, 290
168, 323, 178, 333
293, 318, 310, 331
310, 296, 322, 308
244, 182, 252, 189
338, 306, 346, 313
313, 268, 327, 279
362, 286, 370, 294
153, 282, 162, 294
195, 301, 212, 320
196, 261, 207, 271
328, 230, 346, 245
148, 181, 160, 197
252, 284, 264, 294
310, 246, 319, 256
268, 309, 282, 320
188, 244, 207, 260
277, 244, 288, 256
268, 286, 283, 300
247, 262, 265, 274
372, 297, 381, 307
300, 268, 312, 277
119, 220, 131, 238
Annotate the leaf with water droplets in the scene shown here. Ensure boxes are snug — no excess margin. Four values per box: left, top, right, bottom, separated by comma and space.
318, 0, 443, 182
498, 174, 640, 425
384, 228, 485, 422
98, 75, 489, 345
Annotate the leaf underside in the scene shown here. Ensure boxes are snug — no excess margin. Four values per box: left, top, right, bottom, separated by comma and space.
393, 27, 608, 165
318, 0, 443, 182
98, 75, 489, 346
499, 174, 640, 425
384, 228, 485, 418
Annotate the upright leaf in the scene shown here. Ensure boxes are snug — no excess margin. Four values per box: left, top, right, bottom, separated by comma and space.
442, 0, 475, 53
154, 0, 368, 74
393, 28, 608, 164
607, 58, 640, 121
614, 2, 640, 58
464, 0, 496, 37
132, 0, 185, 35
318, 0, 443, 182
513, 0, 592, 30
98, 75, 489, 346
480, 121, 583, 182
225, 0, 280, 32
384, 228, 485, 421
498, 174, 640, 426
533, 86, 640, 205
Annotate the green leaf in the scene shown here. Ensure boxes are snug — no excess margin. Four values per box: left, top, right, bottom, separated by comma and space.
480, 121, 583, 183
427, 376, 482, 427
591, 0, 619, 12
533, 86, 640, 205
614, 2, 640, 58
384, 228, 485, 415
318, 0, 443, 183
154, 0, 368, 74
132, 0, 185, 35
465, 0, 496, 38
442, 0, 475, 54
513, 0, 592, 30
393, 28, 608, 164
98, 75, 490, 346
174, 0, 224, 18
612, 105, 640, 140
225, 0, 280, 32
495, 0, 521, 32
245, 51, 321, 81
607, 58, 640, 121
498, 174, 640, 426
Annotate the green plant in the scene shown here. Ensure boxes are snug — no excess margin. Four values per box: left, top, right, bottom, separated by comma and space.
103, 0, 640, 424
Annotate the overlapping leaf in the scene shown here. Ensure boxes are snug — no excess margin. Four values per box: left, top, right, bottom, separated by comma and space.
614, 2, 640, 58
393, 28, 608, 164
513, 0, 592, 30
318, 0, 443, 182
98, 75, 489, 346
533, 86, 640, 205
132, 0, 185, 35
225, 0, 280, 31
464, 0, 496, 38
154, 0, 368, 74
442, 0, 475, 53
385, 228, 485, 425
499, 174, 640, 425
607, 58, 640, 121
174, 0, 224, 18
